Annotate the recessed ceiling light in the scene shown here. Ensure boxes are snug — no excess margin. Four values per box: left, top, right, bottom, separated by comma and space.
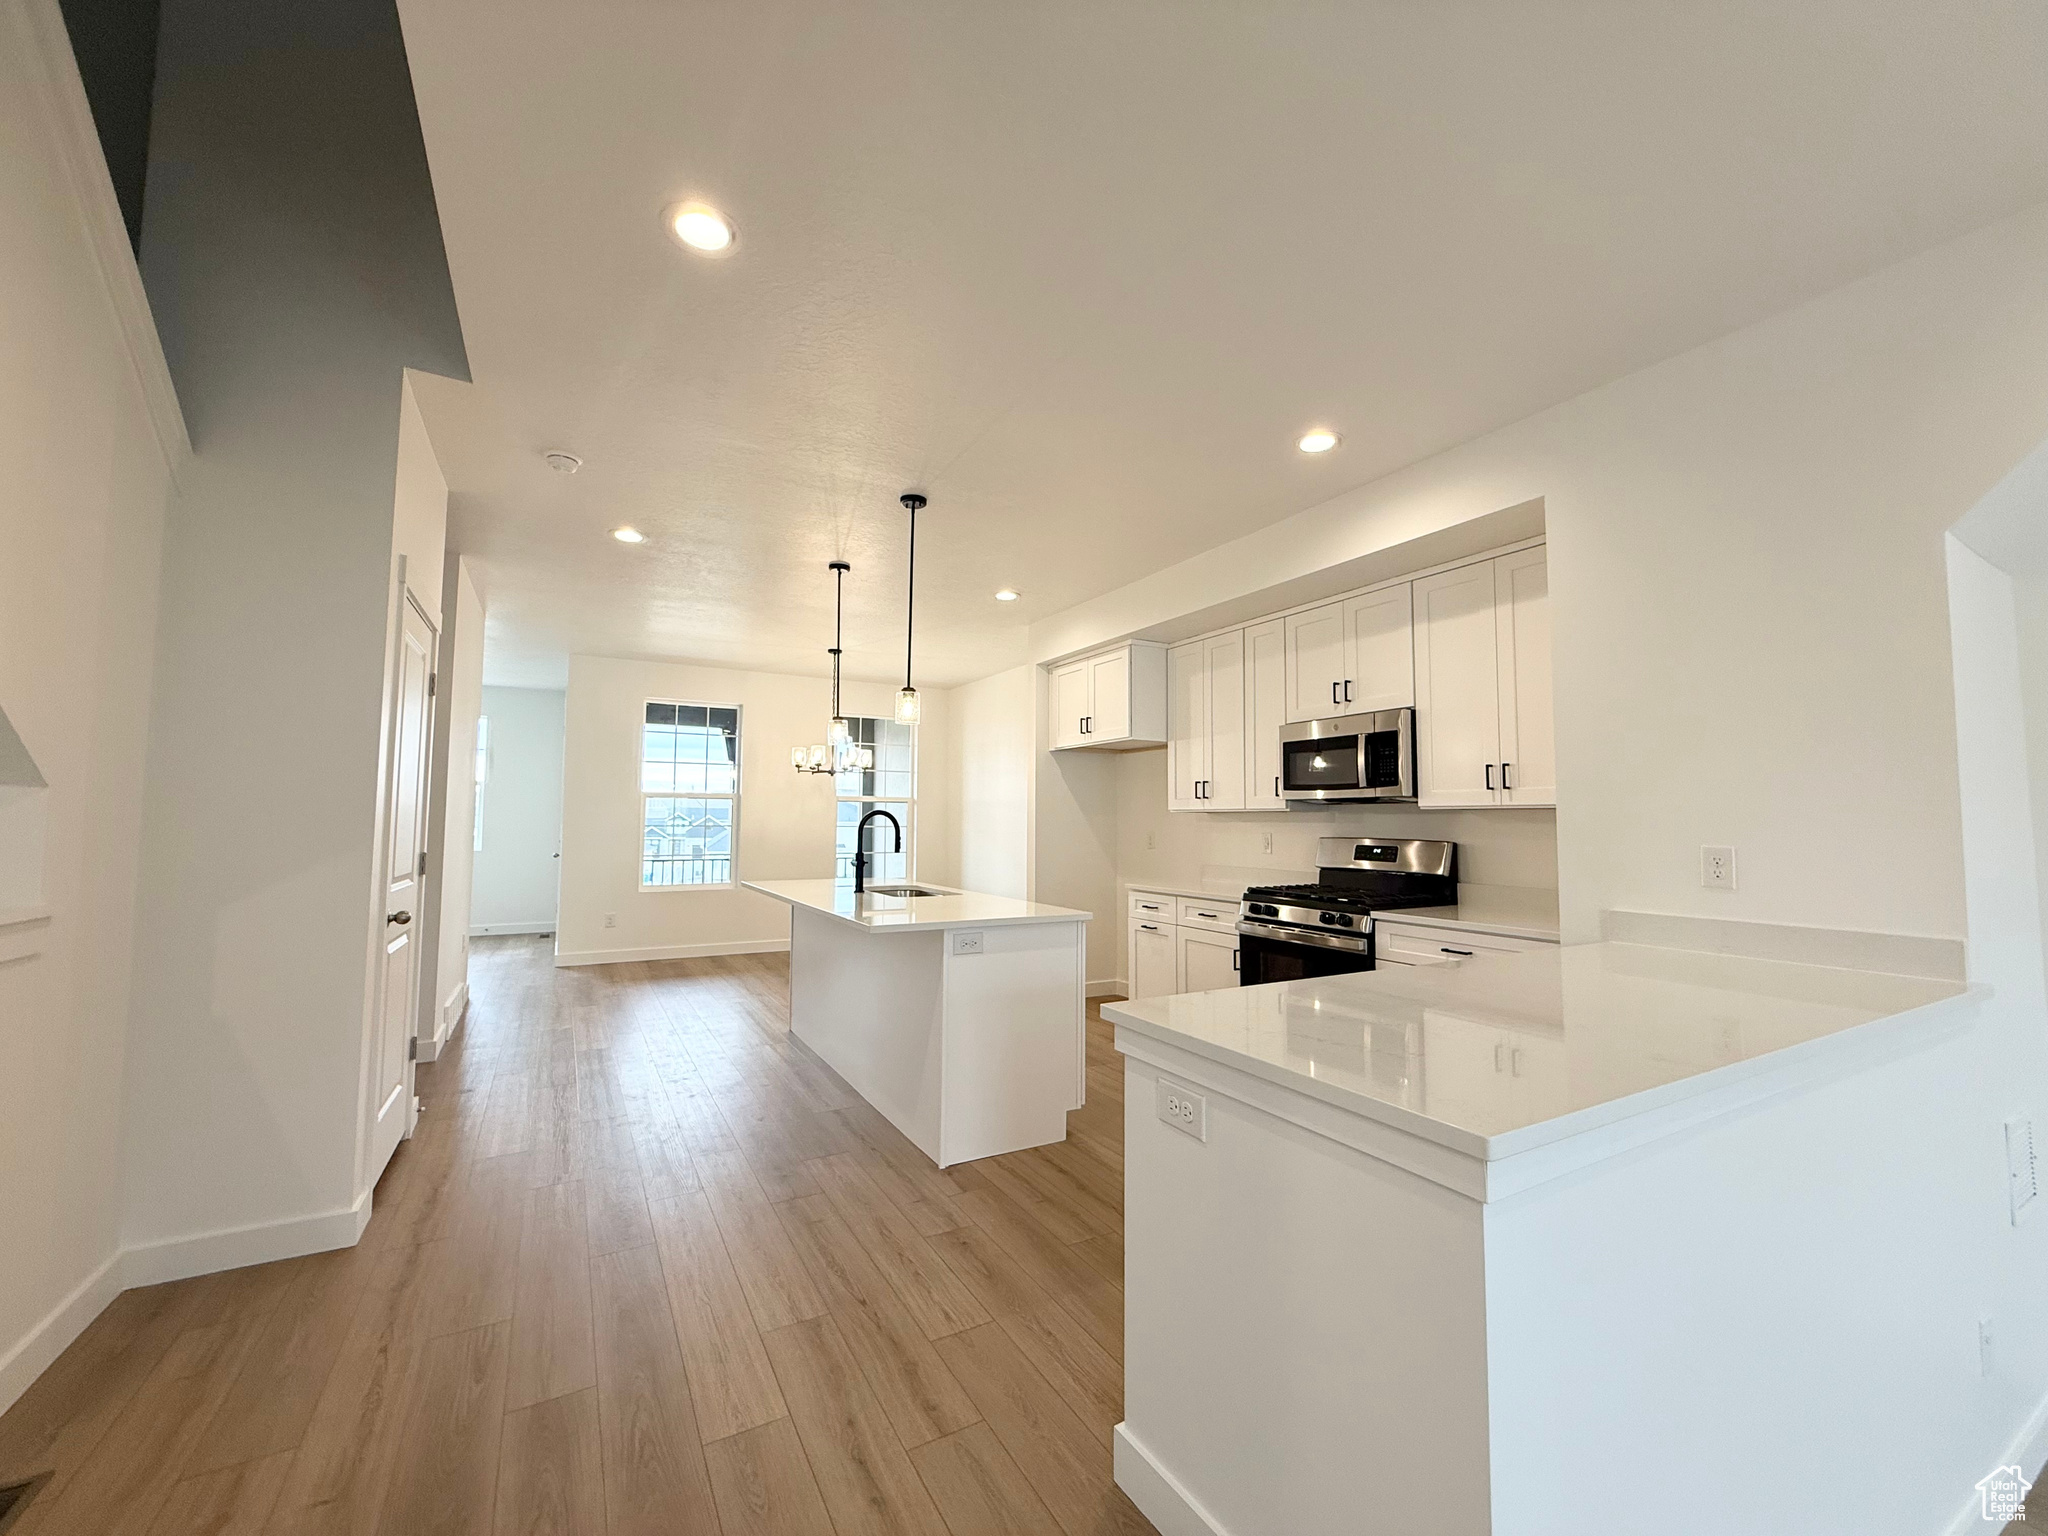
664, 200, 736, 254
544, 451, 581, 474
612, 526, 645, 544
1297, 429, 1340, 454
995, 589, 1020, 602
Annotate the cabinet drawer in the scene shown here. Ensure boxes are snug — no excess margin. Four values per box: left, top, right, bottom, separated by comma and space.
1375, 922, 1549, 967
1129, 891, 1176, 920
1177, 898, 1236, 932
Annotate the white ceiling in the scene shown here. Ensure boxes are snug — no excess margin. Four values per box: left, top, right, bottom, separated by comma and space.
398, 1, 2048, 689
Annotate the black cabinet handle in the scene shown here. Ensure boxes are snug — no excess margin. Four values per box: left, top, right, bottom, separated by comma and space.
1275, 775, 1281, 796
1441, 947, 1474, 957
1332, 681, 1340, 707
1485, 763, 1496, 790
1344, 680, 1353, 703
1502, 762, 1513, 790
1232, 950, 1240, 972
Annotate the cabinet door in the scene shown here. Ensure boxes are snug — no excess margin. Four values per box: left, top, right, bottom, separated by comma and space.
1243, 618, 1286, 809
1166, 641, 1207, 812
1413, 561, 1502, 807
1052, 661, 1090, 749
1283, 601, 1348, 723
1344, 584, 1414, 711
1201, 630, 1246, 810
1129, 918, 1180, 999
1493, 548, 1555, 807
1088, 650, 1131, 740
1179, 929, 1239, 993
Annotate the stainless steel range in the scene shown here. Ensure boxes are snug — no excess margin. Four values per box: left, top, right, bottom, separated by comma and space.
1236, 837, 1456, 985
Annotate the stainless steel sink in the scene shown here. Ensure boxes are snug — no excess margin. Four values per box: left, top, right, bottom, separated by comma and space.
865, 884, 946, 898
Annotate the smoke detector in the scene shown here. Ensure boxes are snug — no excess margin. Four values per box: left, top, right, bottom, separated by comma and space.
544, 451, 582, 475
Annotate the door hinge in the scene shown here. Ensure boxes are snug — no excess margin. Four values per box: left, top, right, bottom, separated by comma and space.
428, 671, 437, 697
418, 850, 428, 877
408, 1036, 418, 1061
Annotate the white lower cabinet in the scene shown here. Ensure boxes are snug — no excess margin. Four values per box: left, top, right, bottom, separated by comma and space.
1129, 913, 1181, 999
1127, 889, 1240, 997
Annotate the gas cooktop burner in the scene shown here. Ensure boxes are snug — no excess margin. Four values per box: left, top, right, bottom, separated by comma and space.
1242, 883, 1379, 911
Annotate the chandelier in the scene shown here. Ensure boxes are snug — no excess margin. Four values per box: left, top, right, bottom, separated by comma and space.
793, 560, 874, 775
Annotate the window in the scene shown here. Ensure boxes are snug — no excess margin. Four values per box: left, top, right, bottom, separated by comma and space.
472, 715, 489, 853
834, 716, 914, 884
642, 702, 739, 887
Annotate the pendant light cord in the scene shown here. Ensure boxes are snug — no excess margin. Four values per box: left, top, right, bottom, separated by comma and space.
829, 559, 850, 718
904, 500, 915, 691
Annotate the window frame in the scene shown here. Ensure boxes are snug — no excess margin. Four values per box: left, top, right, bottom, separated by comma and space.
833, 716, 916, 885
639, 697, 742, 893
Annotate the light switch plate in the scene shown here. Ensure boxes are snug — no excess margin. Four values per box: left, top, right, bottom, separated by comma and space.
949, 929, 984, 956
1155, 1077, 1206, 1141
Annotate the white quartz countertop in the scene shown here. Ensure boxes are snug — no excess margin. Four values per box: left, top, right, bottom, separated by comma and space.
1127, 880, 1250, 904
744, 879, 1092, 932
1379, 884, 1561, 942
1105, 942, 1977, 1161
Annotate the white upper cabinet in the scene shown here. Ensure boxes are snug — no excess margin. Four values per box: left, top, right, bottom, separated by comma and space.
1244, 618, 1286, 810
1283, 584, 1414, 722
1050, 642, 1167, 750
1167, 631, 1246, 810
1413, 549, 1553, 808
1493, 547, 1555, 806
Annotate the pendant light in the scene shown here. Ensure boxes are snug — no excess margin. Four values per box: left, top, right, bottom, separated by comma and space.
895, 492, 926, 723
792, 560, 874, 775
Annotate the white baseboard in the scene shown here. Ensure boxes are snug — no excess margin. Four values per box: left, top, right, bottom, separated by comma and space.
0, 1190, 374, 1418
1088, 978, 1128, 999
117, 1190, 373, 1290
418, 980, 468, 1062
554, 937, 790, 968
469, 921, 555, 937
1114, 1423, 1232, 1536
0, 1249, 124, 1417
1941, 1388, 2048, 1536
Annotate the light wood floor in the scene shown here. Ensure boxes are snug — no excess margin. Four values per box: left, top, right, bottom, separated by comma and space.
0, 936, 1156, 1536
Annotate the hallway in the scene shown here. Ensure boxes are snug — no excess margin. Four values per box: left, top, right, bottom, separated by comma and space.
0, 938, 1153, 1535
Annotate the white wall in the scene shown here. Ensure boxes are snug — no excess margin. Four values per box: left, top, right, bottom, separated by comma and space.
419, 555, 483, 1051
119, 0, 469, 1273
555, 654, 955, 965
1031, 206, 2048, 1524
0, 0, 176, 1410
950, 664, 1033, 899
471, 685, 565, 934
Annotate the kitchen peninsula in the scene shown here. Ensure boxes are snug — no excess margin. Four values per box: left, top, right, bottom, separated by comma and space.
743, 878, 1091, 1166
1104, 940, 1980, 1535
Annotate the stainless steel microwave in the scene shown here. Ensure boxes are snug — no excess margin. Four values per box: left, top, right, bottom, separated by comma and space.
1280, 709, 1416, 804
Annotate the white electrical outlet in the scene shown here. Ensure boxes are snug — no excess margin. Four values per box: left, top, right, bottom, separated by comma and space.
2007, 1116, 2039, 1224
1146, 831, 1157, 850
1700, 846, 1737, 890
1262, 831, 1275, 855
950, 929, 984, 956
1155, 1077, 1206, 1141
603, 912, 617, 929
1981, 1316, 1997, 1377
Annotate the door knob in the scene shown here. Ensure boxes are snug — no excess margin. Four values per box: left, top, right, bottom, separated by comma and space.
388, 911, 412, 925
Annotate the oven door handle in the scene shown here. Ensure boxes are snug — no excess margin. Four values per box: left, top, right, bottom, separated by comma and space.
1235, 919, 1371, 955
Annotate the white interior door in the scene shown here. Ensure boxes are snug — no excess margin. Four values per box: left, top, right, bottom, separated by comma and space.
1494, 548, 1556, 806
1413, 561, 1502, 807
1244, 618, 1286, 809
1202, 630, 1246, 809
369, 592, 436, 1183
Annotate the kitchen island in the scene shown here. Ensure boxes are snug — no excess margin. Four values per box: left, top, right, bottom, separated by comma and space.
1104, 941, 1981, 1536
743, 878, 1091, 1166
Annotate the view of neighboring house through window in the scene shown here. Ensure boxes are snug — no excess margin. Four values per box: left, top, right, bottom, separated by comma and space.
472, 714, 489, 852
834, 717, 913, 884
643, 701, 739, 887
